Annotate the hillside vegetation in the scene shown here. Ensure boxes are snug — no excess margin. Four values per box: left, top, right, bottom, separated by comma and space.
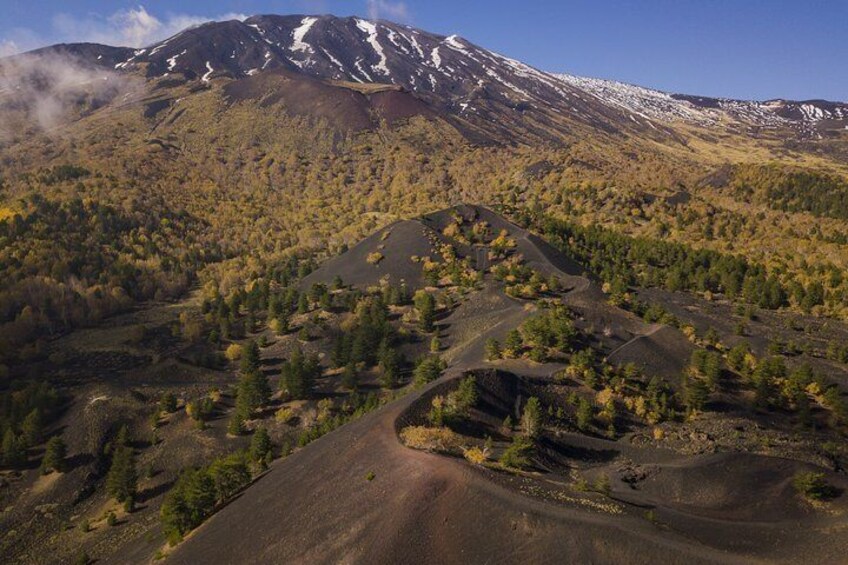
2, 17, 848, 562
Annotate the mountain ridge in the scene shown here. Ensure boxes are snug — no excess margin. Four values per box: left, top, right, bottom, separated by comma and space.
4, 13, 846, 146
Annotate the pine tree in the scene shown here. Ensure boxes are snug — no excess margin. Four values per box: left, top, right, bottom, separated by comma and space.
280, 347, 317, 400
2, 429, 26, 468
160, 467, 216, 545
160, 392, 178, 413
485, 338, 502, 361
520, 397, 542, 439
331, 334, 349, 368
106, 445, 137, 503
576, 398, 594, 431
823, 386, 846, 426
41, 436, 67, 474
21, 408, 43, 447
208, 452, 251, 502
227, 413, 244, 436
350, 332, 367, 366
268, 295, 281, 319
414, 291, 436, 333
412, 356, 444, 386
249, 427, 272, 463
379, 347, 402, 389
240, 340, 261, 374
248, 370, 271, 408
114, 424, 130, 449
297, 293, 309, 314
271, 313, 290, 335
504, 329, 523, 358
451, 376, 478, 415
234, 370, 270, 420
430, 336, 441, 353
795, 390, 812, 427
684, 375, 710, 413
341, 362, 359, 391
499, 435, 533, 469
319, 291, 332, 311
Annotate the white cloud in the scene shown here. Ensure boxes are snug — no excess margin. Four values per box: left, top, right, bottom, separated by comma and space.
0, 27, 43, 57
109, 6, 164, 47
0, 50, 134, 136
366, 0, 410, 23
5, 5, 249, 54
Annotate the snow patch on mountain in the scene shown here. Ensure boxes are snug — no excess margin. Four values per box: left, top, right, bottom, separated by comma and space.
202, 62, 214, 83
321, 48, 345, 74
355, 19, 389, 76
353, 58, 373, 82
430, 46, 441, 69
167, 50, 186, 71
444, 35, 467, 55
399, 30, 424, 59
150, 34, 179, 56
291, 16, 317, 54
385, 28, 408, 55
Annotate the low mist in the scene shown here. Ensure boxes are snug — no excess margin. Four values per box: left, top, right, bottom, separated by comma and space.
0, 51, 132, 139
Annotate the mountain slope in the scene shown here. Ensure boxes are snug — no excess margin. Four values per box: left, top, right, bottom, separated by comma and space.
90, 13, 848, 142
3, 13, 847, 150
3, 16, 848, 564
555, 73, 848, 137
134, 205, 848, 565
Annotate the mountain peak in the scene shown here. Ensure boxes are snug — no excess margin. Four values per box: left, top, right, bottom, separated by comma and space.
4, 12, 847, 144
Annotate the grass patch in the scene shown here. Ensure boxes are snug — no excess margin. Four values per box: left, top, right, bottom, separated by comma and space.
399, 425, 462, 453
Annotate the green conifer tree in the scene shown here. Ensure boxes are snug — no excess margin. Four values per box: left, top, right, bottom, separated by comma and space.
41, 436, 67, 474
249, 427, 272, 463
414, 291, 436, 333
520, 397, 542, 439
240, 340, 261, 374
2, 429, 26, 468
106, 445, 137, 503
21, 408, 43, 447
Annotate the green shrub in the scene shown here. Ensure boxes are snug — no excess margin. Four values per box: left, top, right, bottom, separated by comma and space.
793, 471, 837, 501
499, 436, 533, 469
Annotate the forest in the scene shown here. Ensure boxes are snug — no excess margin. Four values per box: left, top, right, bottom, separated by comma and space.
727, 163, 848, 220
508, 208, 835, 314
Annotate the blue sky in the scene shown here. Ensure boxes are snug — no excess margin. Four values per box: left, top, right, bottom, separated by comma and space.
1, 0, 845, 101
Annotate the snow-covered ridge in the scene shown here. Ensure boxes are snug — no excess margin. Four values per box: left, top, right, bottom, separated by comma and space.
553, 72, 847, 133
554, 74, 719, 126
92, 14, 847, 138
